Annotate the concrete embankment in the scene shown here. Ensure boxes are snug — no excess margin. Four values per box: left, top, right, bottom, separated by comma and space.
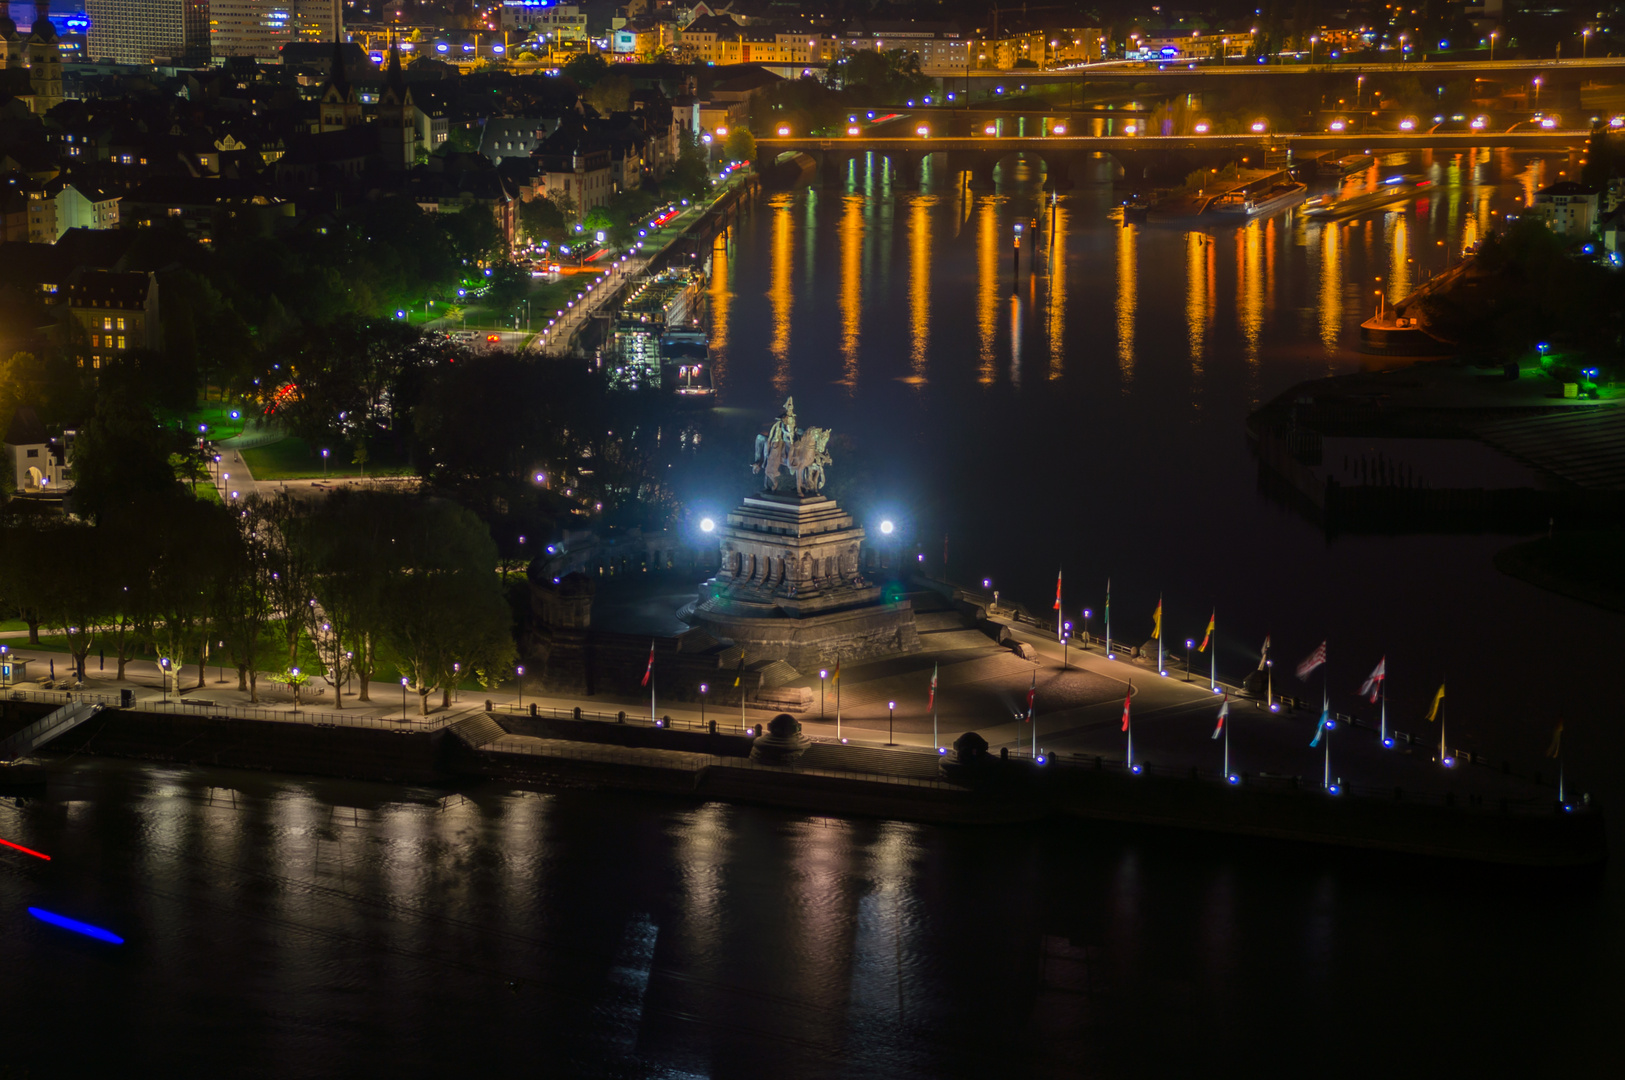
9, 702, 1603, 866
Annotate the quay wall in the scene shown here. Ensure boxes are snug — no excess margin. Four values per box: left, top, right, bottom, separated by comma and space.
10, 702, 1604, 866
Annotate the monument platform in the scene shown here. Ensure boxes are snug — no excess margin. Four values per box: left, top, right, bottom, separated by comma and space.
690, 492, 919, 671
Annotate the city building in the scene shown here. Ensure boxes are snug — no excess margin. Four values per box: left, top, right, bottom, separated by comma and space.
0, 1, 64, 114
503, 1, 587, 44
210, 0, 340, 62
3, 407, 71, 493
86, 0, 210, 65
64, 269, 161, 369
1533, 181, 1601, 237
836, 21, 968, 76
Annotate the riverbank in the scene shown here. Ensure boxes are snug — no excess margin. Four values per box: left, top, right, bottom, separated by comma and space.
7, 695, 1602, 867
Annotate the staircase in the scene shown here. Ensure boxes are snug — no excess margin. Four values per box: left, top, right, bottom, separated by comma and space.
446, 714, 509, 750
0, 700, 104, 763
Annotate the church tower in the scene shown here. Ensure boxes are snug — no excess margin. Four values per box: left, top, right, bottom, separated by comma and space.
316, 42, 362, 132
0, 3, 26, 72
377, 43, 418, 170
22, 1, 61, 114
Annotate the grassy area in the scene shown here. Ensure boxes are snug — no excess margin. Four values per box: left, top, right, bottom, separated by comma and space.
242, 435, 415, 481
175, 401, 251, 443
194, 481, 222, 504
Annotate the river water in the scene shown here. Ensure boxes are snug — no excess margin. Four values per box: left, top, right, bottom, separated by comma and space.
4, 152, 1621, 1075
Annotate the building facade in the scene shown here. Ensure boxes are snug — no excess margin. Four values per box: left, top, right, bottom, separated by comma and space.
86, 0, 210, 65
210, 0, 340, 61
65, 270, 161, 369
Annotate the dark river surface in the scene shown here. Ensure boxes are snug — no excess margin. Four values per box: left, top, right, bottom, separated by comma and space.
5, 152, 1622, 1076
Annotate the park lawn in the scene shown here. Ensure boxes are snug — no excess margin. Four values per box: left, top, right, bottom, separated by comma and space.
194, 482, 222, 504
242, 435, 416, 481
176, 401, 251, 443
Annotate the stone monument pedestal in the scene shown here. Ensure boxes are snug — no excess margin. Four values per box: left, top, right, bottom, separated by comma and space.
691, 492, 918, 672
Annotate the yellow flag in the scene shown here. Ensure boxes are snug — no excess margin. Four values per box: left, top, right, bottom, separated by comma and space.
831, 660, 840, 684
1425, 683, 1445, 722
1151, 597, 1162, 640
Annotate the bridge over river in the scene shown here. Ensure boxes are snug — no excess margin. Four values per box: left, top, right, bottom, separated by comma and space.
756, 128, 1590, 186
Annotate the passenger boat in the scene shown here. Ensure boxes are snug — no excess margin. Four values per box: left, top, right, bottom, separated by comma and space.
1213, 181, 1308, 217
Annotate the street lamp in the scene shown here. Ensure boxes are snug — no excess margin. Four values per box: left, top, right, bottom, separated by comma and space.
288, 665, 297, 712
1185, 639, 1195, 682
401, 676, 409, 721
516, 665, 526, 710
321, 448, 329, 477
1489, 30, 1497, 62
1081, 608, 1092, 648
161, 657, 171, 703
819, 669, 828, 719
1534, 76, 1543, 109
887, 700, 897, 746
1062, 622, 1072, 668
700, 683, 708, 727
1584, 27, 1591, 60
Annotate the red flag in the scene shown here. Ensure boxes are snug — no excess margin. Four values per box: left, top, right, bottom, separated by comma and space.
1211, 694, 1229, 739
640, 639, 655, 687
1199, 610, 1215, 652
1296, 641, 1327, 681
1120, 689, 1132, 731
1053, 569, 1063, 610
1359, 657, 1386, 703
927, 662, 938, 710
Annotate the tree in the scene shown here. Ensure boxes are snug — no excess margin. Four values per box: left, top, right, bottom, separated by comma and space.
518, 196, 567, 245
280, 316, 438, 457
0, 523, 56, 643
69, 393, 186, 522
143, 495, 236, 691
37, 523, 111, 681
562, 52, 609, 89
584, 71, 632, 115
447, 204, 506, 264
378, 495, 515, 713
216, 496, 279, 702
283, 489, 391, 704
724, 126, 757, 164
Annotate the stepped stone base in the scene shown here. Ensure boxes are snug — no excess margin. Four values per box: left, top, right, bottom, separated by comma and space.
692, 491, 920, 670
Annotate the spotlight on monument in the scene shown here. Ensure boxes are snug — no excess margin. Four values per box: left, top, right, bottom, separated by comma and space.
700, 517, 716, 533
880, 520, 894, 535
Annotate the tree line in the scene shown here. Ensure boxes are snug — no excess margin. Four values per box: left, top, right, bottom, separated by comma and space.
0, 486, 515, 715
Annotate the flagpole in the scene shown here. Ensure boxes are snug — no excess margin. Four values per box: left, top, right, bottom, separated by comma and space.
1155, 597, 1162, 673
1210, 620, 1217, 691
1056, 568, 1063, 643
1223, 711, 1230, 777
1379, 674, 1387, 745
1105, 579, 1111, 657
1127, 716, 1133, 769
1324, 722, 1332, 790
836, 675, 842, 742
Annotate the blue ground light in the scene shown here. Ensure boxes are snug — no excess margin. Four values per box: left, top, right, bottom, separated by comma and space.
28, 908, 125, 945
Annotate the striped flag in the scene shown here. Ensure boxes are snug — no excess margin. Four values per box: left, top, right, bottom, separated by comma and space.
1296, 641, 1327, 681
641, 639, 655, 687
1425, 682, 1445, 722
1199, 611, 1215, 652
1257, 635, 1271, 671
1151, 596, 1162, 640
1547, 721, 1563, 759
927, 662, 938, 711
1211, 694, 1229, 740
1053, 569, 1063, 610
733, 653, 745, 687
831, 660, 840, 683
1120, 689, 1132, 732
1359, 658, 1386, 703
1310, 701, 1331, 747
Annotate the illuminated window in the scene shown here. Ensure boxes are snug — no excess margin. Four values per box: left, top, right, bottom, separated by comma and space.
91, 335, 99, 347
102, 316, 112, 330
117, 336, 126, 349
117, 317, 125, 331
